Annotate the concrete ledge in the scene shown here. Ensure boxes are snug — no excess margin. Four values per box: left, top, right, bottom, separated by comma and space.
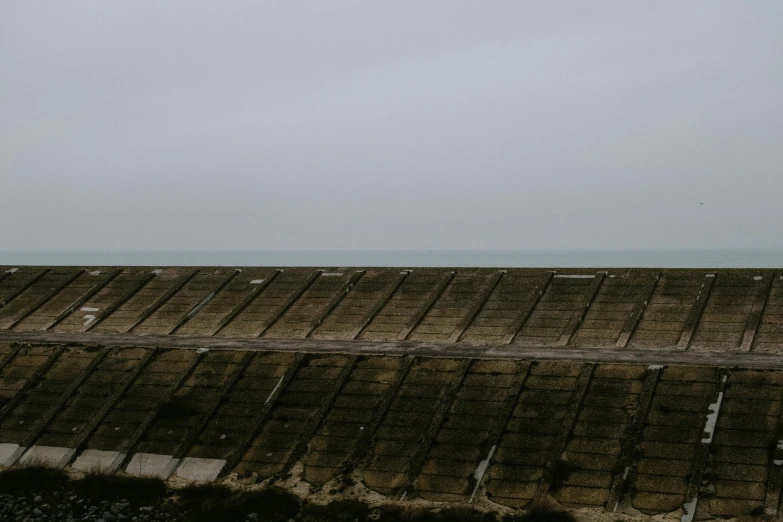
0, 443, 25, 468
174, 457, 226, 482
18, 446, 76, 469
3, 331, 783, 368
125, 453, 180, 479
70, 449, 126, 474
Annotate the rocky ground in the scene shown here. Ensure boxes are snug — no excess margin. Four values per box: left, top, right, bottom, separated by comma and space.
0, 467, 270, 522
1, 466, 771, 522
0, 466, 518, 522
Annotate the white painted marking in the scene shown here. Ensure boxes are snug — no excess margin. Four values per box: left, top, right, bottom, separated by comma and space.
553, 274, 595, 279
174, 457, 226, 482
265, 375, 285, 405
754, 275, 764, 281
83, 315, 96, 326
80, 307, 100, 312
18, 446, 76, 469
152, 269, 163, 275
702, 391, 724, 443
250, 279, 264, 284
774, 440, 783, 465
321, 272, 343, 277
622, 466, 629, 479
648, 364, 664, 370
187, 294, 215, 319
88, 270, 102, 276
469, 445, 496, 503
6, 268, 18, 273
706, 274, 715, 278
196, 348, 209, 354
0, 443, 25, 467
71, 450, 126, 474
125, 453, 180, 479
681, 497, 697, 522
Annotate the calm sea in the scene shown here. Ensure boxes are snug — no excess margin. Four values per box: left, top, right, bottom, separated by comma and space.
0, 250, 781, 268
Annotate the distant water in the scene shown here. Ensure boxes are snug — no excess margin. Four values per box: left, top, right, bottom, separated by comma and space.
0, 249, 782, 268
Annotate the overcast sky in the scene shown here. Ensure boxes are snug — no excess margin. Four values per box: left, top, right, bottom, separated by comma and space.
2, 2, 782, 251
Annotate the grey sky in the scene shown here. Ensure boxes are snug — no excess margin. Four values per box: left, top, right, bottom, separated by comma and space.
2, 2, 782, 251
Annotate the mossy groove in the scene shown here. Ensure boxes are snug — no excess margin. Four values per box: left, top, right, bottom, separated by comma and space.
558, 272, 607, 347
742, 272, 776, 352
171, 351, 256, 458
306, 271, 365, 339
403, 358, 472, 499
0, 343, 23, 373
7, 269, 85, 330
220, 352, 305, 476
450, 270, 506, 343
118, 349, 207, 458
0, 268, 51, 310
124, 269, 200, 333
505, 271, 555, 344
353, 271, 411, 340
69, 348, 158, 454
211, 270, 282, 336
616, 271, 661, 348
169, 269, 241, 335
19, 347, 112, 448
281, 355, 360, 474
256, 271, 321, 337
533, 363, 595, 506
679, 367, 730, 522
605, 364, 663, 511
398, 271, 456, 341
84, 272, 157, 332
340, 355, 416, 477
44, 268, 123, 331
470, 360, 533, 502
677, 275, 717, 350
0, 344, 67, 424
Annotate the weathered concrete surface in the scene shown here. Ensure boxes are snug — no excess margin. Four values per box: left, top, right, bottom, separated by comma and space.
18, 445, 75, 469
1, 266, 781, 352
0, 443, 24, 467
125, 453, 180, 479
0, 342, 780, 518
174, 457, 226, 482
70, 449, 125, 473
1, 265, 783, 520
4, 331, 783, 369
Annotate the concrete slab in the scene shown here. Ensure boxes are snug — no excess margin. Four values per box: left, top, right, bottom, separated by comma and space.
70, 449, 126, 474
0, 443, 25, 468
174, 457, 226, 482
125, 453, 180, 479
18, 446, 76, 469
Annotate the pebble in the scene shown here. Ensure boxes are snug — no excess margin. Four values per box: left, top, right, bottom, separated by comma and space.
0, 487, 180, 522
